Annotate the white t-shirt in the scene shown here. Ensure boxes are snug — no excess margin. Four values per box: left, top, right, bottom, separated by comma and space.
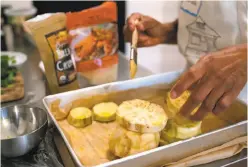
178, 1, 247, 65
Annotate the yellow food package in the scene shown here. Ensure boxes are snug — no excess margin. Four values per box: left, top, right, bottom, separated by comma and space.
24, 13, 79, 94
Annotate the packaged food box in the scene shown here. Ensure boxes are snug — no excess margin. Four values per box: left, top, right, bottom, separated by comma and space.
66, 2, 119, 85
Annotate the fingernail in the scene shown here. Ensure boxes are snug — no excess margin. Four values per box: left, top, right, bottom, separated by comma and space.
170, 91, 177, 99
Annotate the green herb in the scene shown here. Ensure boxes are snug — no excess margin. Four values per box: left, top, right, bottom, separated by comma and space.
7, 84, 14, 88
1, 55, 9, 69
1, 55, 18, 88
9, 56, 16, 64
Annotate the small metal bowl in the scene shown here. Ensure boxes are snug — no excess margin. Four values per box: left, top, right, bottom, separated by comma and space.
1, 105, 48, 157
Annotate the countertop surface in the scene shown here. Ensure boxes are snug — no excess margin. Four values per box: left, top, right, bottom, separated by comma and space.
1, 36, 247, 167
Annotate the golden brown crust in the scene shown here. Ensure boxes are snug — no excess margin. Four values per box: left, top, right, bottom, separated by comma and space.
1, 73, 25, 103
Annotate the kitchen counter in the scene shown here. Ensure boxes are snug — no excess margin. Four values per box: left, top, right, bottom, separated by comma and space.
2, 36, 247, 167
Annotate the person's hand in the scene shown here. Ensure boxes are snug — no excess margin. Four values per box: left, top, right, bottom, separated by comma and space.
124, 13, 169, 47
170, 44, 247, 121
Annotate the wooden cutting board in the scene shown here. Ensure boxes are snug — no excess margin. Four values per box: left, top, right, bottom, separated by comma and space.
1, 72, 24, 103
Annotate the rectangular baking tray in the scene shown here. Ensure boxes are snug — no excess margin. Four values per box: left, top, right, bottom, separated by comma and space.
43, 71, 247, 167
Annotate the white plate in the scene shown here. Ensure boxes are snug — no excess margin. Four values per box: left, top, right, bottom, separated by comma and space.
4, 7, 37, 17
1, 51, 27, 67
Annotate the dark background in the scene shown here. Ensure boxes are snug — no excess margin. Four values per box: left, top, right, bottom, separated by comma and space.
33, 1, 126, 53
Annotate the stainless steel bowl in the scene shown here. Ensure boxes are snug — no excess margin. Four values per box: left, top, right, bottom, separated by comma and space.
1, 105, 48, 157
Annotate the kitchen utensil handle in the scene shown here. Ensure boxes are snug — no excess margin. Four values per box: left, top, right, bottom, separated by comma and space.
132, 20, 139, 48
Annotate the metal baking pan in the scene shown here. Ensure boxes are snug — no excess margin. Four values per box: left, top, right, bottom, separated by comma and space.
43, 71, 247, 167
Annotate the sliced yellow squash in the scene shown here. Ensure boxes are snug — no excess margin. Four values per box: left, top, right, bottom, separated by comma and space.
167, 90, 200, 116
67, 107, 92, 128
93, 102, 118, 122
162, 90, 202, 142
117, 99, 168, 133
109, 126, 160, 157
161, 117, 201, 144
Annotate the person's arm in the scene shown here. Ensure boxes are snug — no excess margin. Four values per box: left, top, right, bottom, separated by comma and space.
124, 13, 178, 47
162, 19, 178, 44
170, 43, 247, 121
